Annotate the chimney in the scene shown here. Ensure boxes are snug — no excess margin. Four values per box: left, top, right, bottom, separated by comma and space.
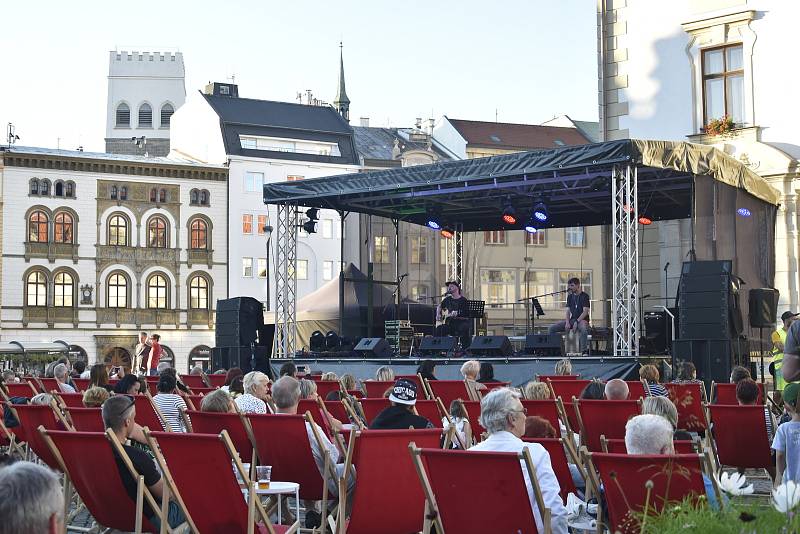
359, 117, 370, 127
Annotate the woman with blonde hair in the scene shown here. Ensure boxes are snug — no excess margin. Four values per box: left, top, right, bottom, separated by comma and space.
320, 372, 338, 381
554, 358, 573, 376
375, 366, 394, 382
460, 360, 487, 392
82, 387, 110, 408
524, 381, 551, 400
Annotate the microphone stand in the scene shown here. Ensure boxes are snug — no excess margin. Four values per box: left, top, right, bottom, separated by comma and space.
518, 289, 568, 335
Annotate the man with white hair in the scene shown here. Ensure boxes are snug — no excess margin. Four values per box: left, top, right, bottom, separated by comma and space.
460, 360, 487, 392
235, 371, 271, 414
156, 361, 171, 374
604, 379, 629, 400
470, 388, 568, 534
53, 363, 76, 393
0, 461, 63, 534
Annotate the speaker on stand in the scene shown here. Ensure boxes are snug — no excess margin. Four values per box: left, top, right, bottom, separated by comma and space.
749, 288, 780, 390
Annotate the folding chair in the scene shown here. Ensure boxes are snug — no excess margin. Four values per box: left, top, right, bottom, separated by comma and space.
537, 374, 579, 381
72, 378, 90, 392
361, 380, 396, 398
575, 398, 642, 452
12, 403, 64, 469
410, 445, 551, 534
461, 400, 485, 443
626, 380, 648, 400
547, 379, 590, 402
520, 399, 567, 438
299, 398, 334, 437
55, 392, 86, 408
135, 394, 171, 432
425, 380, 473, 408
345, 389, 364, 399
324, 400, 351, 424
600, 436, 699, 455
357, 398, 391, 426
37, 377, 61, 393
706, 404, 775, 475
712, 381, 764, 405
522, 437, 582, 502
314, 380, 343, 400
336, 429, 441, 534
586, 452, 718, 534
395, 374, 424, 393
187, 386, 217, 396
182, 394, 205, 411
66, 407, 105, 433
206, 374, 226, 388
248, 413, 338, 533
144, 429, 288, 534
40, 429, 167, 534
413, 400, 444, 428
0, 406, 26, 457
185, 409, 256, 463
2, 381, 38, 399
178, 375, 207, 390
665, 382, 709, 432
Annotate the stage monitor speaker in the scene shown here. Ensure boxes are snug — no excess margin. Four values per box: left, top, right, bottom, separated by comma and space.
523, 334, 562, 356
468, 335, 513, 357
749, 288, 780, 328
353, 338, 392, 358
419, 336, 456, 356
211, 346, 272, 378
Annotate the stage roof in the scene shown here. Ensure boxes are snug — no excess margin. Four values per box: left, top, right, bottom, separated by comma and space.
262, 139, 780, 232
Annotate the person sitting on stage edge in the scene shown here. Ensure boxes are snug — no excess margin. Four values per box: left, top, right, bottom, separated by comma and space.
435, 281, 471, 350
604, 379, 629, 400
555, 358, 573, 376
524, 381, 551, 400
460, 360, 487, 392
640, 364, 667, 397
417, 360, 437, 381
369, 378, 433, 430
548, 278, 590, 354
477, 362, 495, 384
580, 379, 605, 400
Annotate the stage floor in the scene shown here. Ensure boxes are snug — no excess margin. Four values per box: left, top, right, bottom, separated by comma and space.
271, 356, 652, 387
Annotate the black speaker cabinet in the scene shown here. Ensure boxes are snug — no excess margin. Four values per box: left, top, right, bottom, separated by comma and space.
353, 338, 392, 358
468, 335, 513, 357
523, 334, 562, 356
418, 336, 457, 356
673, 338, 748, 390
215, 297, 264, 347
749, 288, 780, 328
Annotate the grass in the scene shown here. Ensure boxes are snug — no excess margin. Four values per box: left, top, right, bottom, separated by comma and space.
638, 497, 792, 534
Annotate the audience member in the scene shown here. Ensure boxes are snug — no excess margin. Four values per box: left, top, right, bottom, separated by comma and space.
82, 387, 110, 408
320, 372, 338, 381
30, 393, 54, 406
102, 396, 185, 530
222, 367, 244, 393
555, 358, 573, 376
460, 360, 487, 392
375, 366, 394, 382
151, 374, 189, 432
470, 388, 568, 534
113, 374, 141, 395
416, 359, 437, 381
299, 379, 319, 400
579, 379, 605, 400
156, 362, 171, 375
228, 376, 245, 398
189, 366, 204, 376
89, 363, 112, 392
774, 383, 800, 484
737, 378, 774, 442
477, 362, 495, 384
524, 381, 551, 400
639, 364, 667, 397
70, 360, 86, 379
604, 379, 629, 400
730, 365, 752, 384
280, 362, 297, 378
200, 389, 236, 413
340, 374, 357, 392
2, 370, 18, 383
158, 367, 190, 394
442, 399, 469, 447
235, 371, 270, 414
0, 461, 63, 534
524, 416, 557, 439
674, 361, 702, 384
370, 378, 433, 429
642, 396, 691, 441
53, 363, 76, 393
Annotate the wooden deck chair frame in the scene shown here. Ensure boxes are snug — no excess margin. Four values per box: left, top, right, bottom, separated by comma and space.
702, 402, 776, 476
304, 411, 342, 534
435, 396, 467, 449
574, 397, 643, 452
0, 380, 39, 401
142, 389, 173, 432
409, 442, 552, 534
0, 416, 26, 457
420, 375, 435, 400
317, 396, 350, 451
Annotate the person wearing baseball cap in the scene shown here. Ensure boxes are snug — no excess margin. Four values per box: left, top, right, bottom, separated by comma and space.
368, 378, 433, 430
773, 312, 800, 400
773, 382, 800, 484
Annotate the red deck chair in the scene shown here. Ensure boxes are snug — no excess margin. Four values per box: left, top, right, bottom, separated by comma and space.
55, 392, 85, 408
521, 399, 565, 438
707, 404, 774, 472
523, 437, 581, 502
413, 399, 444, 427
712, 382, 764, 405
324, 399, 350, 423
425, 380, 472, 408
665, 382, 708, 432
626, 380, 647, 400
395, 374, 423, 392
338, 429, 441, 534
178, 374, 207, 390
41, 430, 163, 534
588, 453, 715, 534
66, 407, 105, 433
461, 400, 485, 442
411, 445, 550, 534
314, 380, 342, 399
206, 374, 226, 388
600, 437, 698, 455
298, 399, 334, 436
185, 409, 255, 463
537, 374, 579, 381
358, 398, 391, 426
72, 378, 90, 392
482, 381, 512, 390
575, 399, 641, 452
188, 386, 217, 396
0, 402, 26, 456
134, 395, 168, 432
547, 379, 591, 402
37, 377, 60, 393
3, 381, 38, 399
361, 380, 395, 398
144, 430, 285, 534
12, 404, 64, 469
182, 394, 205, 411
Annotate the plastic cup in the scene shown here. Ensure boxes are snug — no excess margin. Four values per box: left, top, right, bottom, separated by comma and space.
256, 465, 272, 489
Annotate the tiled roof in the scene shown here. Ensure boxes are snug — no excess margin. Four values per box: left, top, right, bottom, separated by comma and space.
448, 118, 591, 150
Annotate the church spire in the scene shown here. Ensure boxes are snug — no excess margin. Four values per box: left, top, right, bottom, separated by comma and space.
333, 42, 350, 122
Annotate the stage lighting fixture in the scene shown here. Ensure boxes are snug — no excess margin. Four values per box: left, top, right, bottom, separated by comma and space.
524, 219, 539, 234
737, 207, 752, 217
440, 227, 455, 239
533, 201, 548, 222
425, 210, 442, 230
302, 220, 317, 234
638, 216, 652, 225
325, 330, 340, 350
305, 208, 319, 221
502, 204, 518, 225
310, 330, 326, 352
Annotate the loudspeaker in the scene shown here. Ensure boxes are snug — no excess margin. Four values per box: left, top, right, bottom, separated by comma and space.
644, 311, 673, 353
678, 261, 743, 340
523, 334, 562, 356
353, 338, 392, 358
211, 345, 273, 378
257, 324, 275, 348
749, 288, 780, 328
215, 297, 264, 347
419, 336, 456, 356
216, 296, 264, 316
673, 338, 748, 388
467, 335, 513, 357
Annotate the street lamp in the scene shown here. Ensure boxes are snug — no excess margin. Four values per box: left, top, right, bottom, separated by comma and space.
264, 225, 273, 311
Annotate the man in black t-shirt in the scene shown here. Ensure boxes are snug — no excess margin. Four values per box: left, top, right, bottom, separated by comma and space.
548, 277, 590, 353
435, 281, 471, 349
370, 379, 433, 430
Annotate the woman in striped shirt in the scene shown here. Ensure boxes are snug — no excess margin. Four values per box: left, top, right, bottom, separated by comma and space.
640, 364, 668, 397
152, 373, 189, 432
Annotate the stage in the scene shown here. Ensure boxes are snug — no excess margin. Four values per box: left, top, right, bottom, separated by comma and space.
269, 356, 661, 387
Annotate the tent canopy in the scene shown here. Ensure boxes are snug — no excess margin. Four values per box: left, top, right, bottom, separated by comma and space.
262, 139, 780, 232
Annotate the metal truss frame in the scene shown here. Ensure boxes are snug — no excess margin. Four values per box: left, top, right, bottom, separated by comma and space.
611, 164, 639, 357
444, 224, 463, 284
274, 203, 298, 358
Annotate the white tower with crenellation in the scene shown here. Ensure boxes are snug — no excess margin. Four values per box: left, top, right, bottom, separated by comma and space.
105, 50, 186, 157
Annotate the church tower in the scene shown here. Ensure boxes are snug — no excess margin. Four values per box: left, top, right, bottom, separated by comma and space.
333, 43, 350, 122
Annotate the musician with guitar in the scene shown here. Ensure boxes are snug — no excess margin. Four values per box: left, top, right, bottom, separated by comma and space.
435, 281, 471, 350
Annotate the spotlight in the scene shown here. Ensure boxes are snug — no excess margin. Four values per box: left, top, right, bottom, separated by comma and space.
533, 202, 548, 222
310, 330, 326, 352
524, 219, 539, 234
638, 216, 652, 225
502, 204, 517, 225
325, 330, 340, 350
425, 209, 442, 230
440, 227, 454, 239
305, 208, 319, 221
737, 207, 751, 217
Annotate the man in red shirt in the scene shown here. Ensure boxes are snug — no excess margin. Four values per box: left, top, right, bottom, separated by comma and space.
147, 334, 163, 376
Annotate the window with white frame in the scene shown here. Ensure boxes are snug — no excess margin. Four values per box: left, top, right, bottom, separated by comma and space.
411, 236, 428, 263
702, 44, 744, 126
526, 229, 546, 246
480, 269, 517, 308
257, 258, 267, 278
296, 259, 308, 280
244, 172, 264, 193
242, 258, 253, 278
321, 219, 333, 239
323, 261, 334, 281
484, 230, 506, 245
558, 270, 592, 299
374, 236, 390, 264
565, 227, 585, 248
411, 285, 429, 301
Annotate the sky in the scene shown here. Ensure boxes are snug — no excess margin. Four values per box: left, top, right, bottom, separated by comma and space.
0, 0, 598, 152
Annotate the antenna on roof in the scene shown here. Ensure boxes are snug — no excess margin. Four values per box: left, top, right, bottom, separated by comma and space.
495, 109, 498, 123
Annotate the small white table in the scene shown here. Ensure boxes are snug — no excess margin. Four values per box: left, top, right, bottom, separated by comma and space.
255, 481, 300, 525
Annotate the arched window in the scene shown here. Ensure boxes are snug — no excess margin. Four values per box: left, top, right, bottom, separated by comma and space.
40, 180, 50, 196
53, 212, 74, 244
110, 185, 118, 200
147, 274, 168, 309
190, 189, 199, 205
54, 181, 64, 197
107, 272, 128, 308
200, 190, 209, 206
190, 218, 208, 249
26, 271, 47, 306
150, 188, 157, 202
120, 186, 128, 200
161, 103, 174, 127
65, 181, 75, 198
189, 275, 209, 309
147, 216, 168, 248
159, 189, 167, 203
53, 271, 74, 307
138, 103, 152, 127
30, 179, 39, 195
28, 211, 49, 242
116, 103, 130, 127
108, 214, 129, 246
